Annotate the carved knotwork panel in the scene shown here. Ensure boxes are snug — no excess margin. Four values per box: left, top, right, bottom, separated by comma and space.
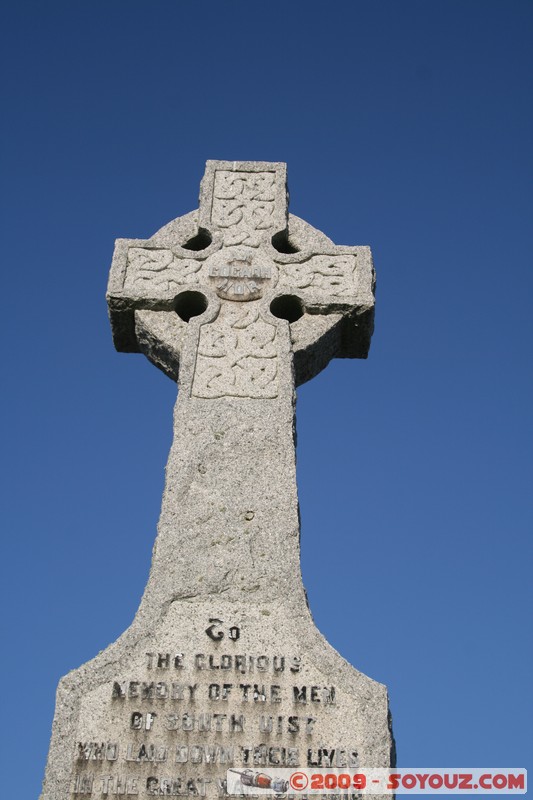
210, 170, 278, 247
124, 248, 203, 296
123, 248, 357, 305
192, 305, 279, 400
277, 254, 357, 297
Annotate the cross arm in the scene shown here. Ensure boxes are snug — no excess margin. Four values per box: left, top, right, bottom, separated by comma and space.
106, 222, 214, 353
273, 240, 375, 362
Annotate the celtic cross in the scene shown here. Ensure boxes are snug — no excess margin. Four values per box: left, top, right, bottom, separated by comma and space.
107, 160, 375, 608
40, 161, 392, 800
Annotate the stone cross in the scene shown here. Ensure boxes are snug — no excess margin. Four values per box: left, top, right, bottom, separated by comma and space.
41, 161, 394, 800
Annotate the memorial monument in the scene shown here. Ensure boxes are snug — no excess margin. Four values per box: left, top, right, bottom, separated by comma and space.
41, 160, 395, 799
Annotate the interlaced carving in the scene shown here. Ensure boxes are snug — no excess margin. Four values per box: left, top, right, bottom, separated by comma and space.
108, 161, 373, 401
192, 305, 278, 399
211, 171, 277, 247
277, 254, 357, 296
125, 248, 202, 293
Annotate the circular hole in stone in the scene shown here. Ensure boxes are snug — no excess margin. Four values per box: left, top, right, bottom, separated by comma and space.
272, 231, 300, 253
175, 291, 208, 322
270, 295, 304, 323
182, 229, 212, 251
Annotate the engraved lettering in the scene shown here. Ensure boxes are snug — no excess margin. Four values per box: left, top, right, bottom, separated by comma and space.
76, 742, 118, 762
72, 775, 93, 794
146, 777, 209, 797
293, 686, 307, 703
112, 681, 126, 699
131, 712, 142, 730
99, 776, 139, 795
205, 619, 224, 641
240, 745, 300, 767
130, 711, 156, 730
125, 743, 167, 763
164, 712, 240, 732
270, 685, 281, 703
293, 685, 335, 704
229, 714, 245, 732
157, 653, 170, 669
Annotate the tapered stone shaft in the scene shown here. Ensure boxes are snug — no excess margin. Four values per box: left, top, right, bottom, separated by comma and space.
41, 161, 394, 800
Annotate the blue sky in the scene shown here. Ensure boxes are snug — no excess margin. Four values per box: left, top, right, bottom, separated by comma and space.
1, 1, 531, 796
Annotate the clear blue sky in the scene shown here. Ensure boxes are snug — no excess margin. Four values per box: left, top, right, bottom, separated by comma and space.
1, 1, 531, 797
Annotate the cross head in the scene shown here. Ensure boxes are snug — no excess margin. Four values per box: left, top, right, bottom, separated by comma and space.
107, 160, 375, 399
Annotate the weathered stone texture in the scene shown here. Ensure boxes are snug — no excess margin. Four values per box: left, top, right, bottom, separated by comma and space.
41, 161, 393, 800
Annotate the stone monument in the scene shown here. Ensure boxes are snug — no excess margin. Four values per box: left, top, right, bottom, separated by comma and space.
41, 160, 395, 799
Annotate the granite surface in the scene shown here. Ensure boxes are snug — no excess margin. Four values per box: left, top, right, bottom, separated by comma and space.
41, 161, 394, 800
